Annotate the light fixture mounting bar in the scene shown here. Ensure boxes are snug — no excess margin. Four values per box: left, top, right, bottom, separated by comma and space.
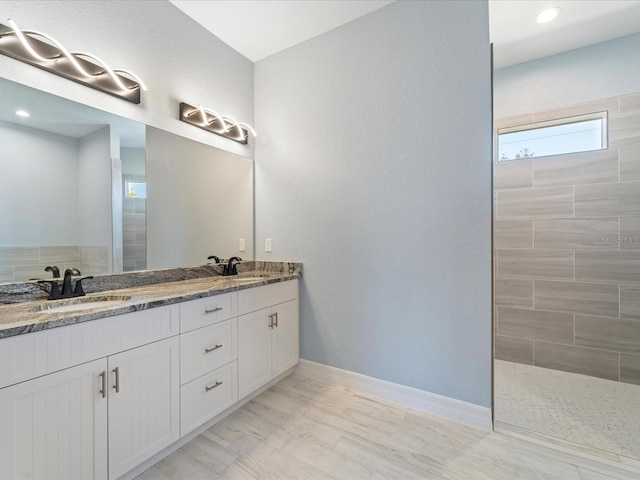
0, 22, 142, 103
179, 102, 249, 145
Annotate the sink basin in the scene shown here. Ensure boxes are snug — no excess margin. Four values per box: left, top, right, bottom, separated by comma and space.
28, 295, 132, 314
231, 276, 272, 283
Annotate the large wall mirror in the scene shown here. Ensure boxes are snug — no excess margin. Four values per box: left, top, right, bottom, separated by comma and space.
0, 78, 253, 283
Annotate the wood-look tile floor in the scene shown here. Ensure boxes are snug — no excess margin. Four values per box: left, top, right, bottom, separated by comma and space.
136, 373, 640, 480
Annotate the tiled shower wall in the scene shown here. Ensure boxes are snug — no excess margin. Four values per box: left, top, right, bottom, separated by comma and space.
0, 245, 109, 282
122, 174, 147, 272
494, 92, 640, 385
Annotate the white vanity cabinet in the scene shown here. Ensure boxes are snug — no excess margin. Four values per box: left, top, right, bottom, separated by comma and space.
0, 278, 299, 480
238, 281, 299, 399
0, 305, 180, 480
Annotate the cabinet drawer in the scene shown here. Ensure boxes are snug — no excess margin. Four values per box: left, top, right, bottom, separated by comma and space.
180, 361, 237, 436
238, 280, 298, 315
0, 305, 179, 389
180, 292, 236, 333
180, 318, 237, 385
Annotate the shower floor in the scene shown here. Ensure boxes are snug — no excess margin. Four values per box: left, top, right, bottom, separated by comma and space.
494, 360, 640, 461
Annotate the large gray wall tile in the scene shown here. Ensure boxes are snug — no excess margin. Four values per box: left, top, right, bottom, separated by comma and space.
498, 249, 574, 281
497, 187, 573, 219
494, 220, 533, 249
620, 284, 640, 319
0, 247, 39, 266
620, 354, 640, 386
497, 306, 574, 344
576, 250, 640, 284
495, 113, 534, 130
575, 314, 640, 355
609, 111, 640, 149
495, 335, 533, 365
532, 98, 619, 122
620, 93, 640, 114
0, 267, 13, 282
533, 149, 618, 187
494, 159, 532, 190
534, 342, 619, 381
39, 246, 80, 264
620, 146, 640, 182
534, 217, 619, 250
494, 278, 533, 308
534, 280, 619, 317
620, 216, 640, 250
575, 181, 640, 217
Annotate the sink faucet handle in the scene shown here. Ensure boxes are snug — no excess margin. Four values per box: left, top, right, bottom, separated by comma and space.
207, 255, 221, 264
38, 280, 62, 300
45, 265, 61, 278
73, 276, 94, 297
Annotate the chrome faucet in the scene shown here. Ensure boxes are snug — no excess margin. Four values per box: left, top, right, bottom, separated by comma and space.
223, 257, 242, 276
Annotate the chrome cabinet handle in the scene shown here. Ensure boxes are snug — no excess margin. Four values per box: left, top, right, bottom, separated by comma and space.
205, 344, 223, 353
99, 371, 107, 398
112, 367, 120, 393
205, 381, 223, 392
273, 312, 278, 328
204, 307, 223, 314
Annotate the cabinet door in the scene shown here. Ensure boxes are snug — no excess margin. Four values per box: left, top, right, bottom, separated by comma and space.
238, 307, 272, 399
0, 359, 108, 480
271, 299, 300, 378
107, 336, 180, 480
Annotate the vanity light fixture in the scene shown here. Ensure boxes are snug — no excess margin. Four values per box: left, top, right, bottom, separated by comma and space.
179, 102, 257, 145
0, 18, 147, 103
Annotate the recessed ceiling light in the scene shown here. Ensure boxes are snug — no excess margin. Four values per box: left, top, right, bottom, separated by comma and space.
15, 109, 30, 117
536, 6, 561, 24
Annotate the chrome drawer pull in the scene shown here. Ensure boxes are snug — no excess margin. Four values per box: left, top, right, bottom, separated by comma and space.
204, 307, 223, 314
205, 344, 223, 353
99, 371, 107, 398
112, 367, 120, 393
205, 381, 223, 392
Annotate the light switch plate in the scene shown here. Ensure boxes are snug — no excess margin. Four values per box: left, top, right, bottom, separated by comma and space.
239, 238, 246, 251
265, 238, 272, 253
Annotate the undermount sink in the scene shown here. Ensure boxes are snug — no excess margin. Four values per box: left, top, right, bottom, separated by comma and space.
28, 295, 132, 314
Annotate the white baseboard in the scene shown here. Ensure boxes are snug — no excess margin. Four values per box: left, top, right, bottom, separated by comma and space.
294, 359, 493, 432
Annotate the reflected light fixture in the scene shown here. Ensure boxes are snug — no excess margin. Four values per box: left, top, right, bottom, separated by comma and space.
15, 109, 29, 117
536, 7, 561, 24
180, 102, 257, 145
0, 18, 147, 103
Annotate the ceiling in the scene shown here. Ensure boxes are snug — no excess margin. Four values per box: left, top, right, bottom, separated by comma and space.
171, 0, 640, 68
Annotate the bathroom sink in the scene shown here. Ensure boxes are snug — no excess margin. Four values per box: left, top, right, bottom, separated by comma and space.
231, 276, 272, 283
28, 295, 132, 314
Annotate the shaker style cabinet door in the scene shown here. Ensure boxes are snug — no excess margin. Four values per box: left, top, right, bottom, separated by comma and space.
238, 307, 272, 399
107, 336, 180, 480
271, 299, 300, 378
0, 358, 108, 480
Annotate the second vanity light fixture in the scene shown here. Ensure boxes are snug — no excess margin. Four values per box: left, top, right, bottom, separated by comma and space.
180, 102, 257, 145
0, 18, 147, 103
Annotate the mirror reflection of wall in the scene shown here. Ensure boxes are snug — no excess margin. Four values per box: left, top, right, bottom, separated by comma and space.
146, 126, 254, 269
0, 78, 254, 283
0, 120, 114, 281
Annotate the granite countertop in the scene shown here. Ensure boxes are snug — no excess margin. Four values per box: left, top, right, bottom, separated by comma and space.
0, 272, 300, 339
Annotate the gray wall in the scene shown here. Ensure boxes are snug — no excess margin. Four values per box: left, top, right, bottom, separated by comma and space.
495, 33, 640, 118
0, 0, 254, 158
255, 1, 492, 407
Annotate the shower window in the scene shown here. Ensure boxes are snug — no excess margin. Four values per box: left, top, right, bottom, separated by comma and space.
497, 111, 608, 161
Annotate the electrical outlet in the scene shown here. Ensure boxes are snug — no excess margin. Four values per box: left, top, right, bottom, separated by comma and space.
265, 238, 272, 253
239, 238, 246, 252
